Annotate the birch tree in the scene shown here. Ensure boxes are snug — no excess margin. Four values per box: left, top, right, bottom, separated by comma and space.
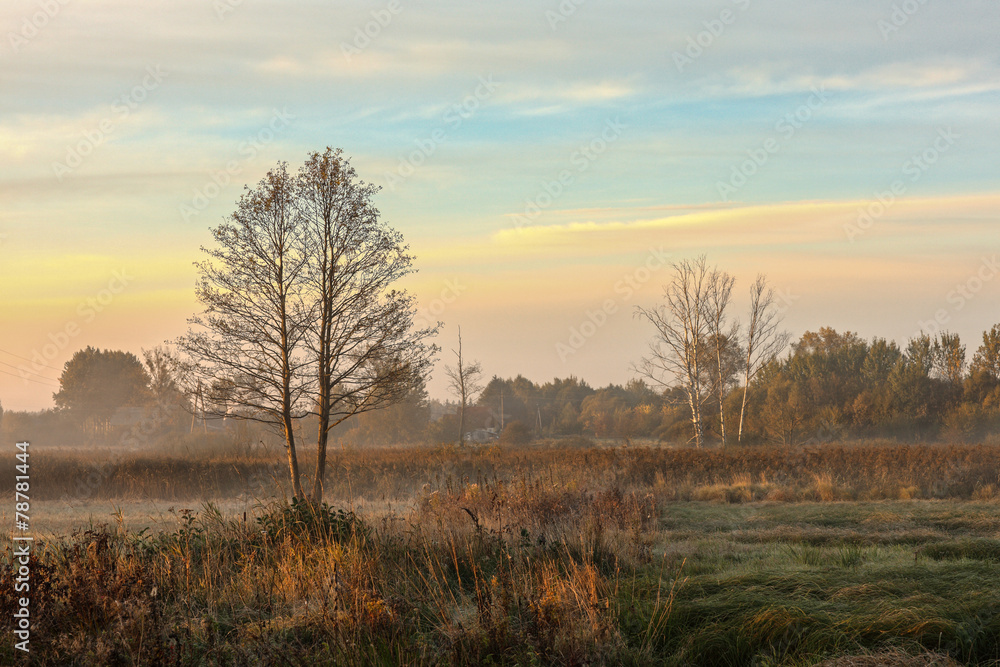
706, 268, 738, 446
636, 256, 713, 447
737, 275, 790, 445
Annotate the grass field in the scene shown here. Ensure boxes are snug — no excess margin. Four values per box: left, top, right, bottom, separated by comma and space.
3, 439, 1000, 665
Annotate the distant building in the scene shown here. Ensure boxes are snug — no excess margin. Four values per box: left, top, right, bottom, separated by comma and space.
463, 405, 501, 431
465, 428, 499, 444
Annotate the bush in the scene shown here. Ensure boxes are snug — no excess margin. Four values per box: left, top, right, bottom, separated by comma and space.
425, 413, 460, 445
500, 420, 533, 445
256, 497, 369, 544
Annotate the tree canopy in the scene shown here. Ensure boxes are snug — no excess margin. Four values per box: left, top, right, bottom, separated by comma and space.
53, 347, 152, 432
177, 148, 437, 501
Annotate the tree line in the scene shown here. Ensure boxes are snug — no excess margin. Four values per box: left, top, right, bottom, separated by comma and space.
14, 321, 1000, 456
4, 149, 1000, 502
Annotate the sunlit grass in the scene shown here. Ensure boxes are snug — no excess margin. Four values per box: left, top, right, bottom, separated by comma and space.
2, 439, 1000, 664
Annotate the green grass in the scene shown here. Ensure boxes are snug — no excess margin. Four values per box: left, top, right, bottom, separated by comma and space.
3, 499, 1000, 664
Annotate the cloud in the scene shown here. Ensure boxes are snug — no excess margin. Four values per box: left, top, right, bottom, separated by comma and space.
409, 194, 1000, 272
2, 0, 999, 410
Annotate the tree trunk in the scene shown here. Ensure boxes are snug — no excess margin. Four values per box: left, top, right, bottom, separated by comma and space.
282, 413, 304, 499
458, 400, 466, 446
718, 396, 727, 446
716, 344, 727, 447
312, 228, 334, 505
737, 355, 752, 445
738, 384, 749, 445
687, 382, 704, 448
312, 396, 330, 504
690, 340, 704, 447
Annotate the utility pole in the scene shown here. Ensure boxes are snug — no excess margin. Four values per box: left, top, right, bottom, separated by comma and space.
191, 380, 200, 433
500, 388, 504, 431
191, 380, 207, 433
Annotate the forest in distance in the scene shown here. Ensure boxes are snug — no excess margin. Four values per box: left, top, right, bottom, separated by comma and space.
5, 321, 1000, 454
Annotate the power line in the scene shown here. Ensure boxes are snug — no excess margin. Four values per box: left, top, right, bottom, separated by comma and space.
0, 347, 62, 371
0, 359, 58, 382
0, 367, 59, 387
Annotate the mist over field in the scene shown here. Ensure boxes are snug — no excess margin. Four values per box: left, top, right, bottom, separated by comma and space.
2, 0, 1000, 664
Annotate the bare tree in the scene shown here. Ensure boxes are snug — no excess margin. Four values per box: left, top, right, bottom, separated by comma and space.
180, 152, 437, 503
737, 275, 790, 445
706, 268, 738, 447
177, 164, 312, 498
636, 256, 714, 448
296, 148, 437, 503
142, 346, 189, 406
444, 326, 483, 445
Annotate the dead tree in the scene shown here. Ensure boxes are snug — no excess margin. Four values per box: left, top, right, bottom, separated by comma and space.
444, 326, 483, 445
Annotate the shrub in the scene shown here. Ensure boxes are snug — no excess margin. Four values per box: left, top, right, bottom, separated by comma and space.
255, 497, 369, 544
500, 420, 533, 445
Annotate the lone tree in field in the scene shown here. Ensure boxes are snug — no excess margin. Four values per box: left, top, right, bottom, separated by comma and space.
736, 275, 790, 444
177, 164, 313, 498
444, 326, 483, 445
297, 148, 436, 503
178, 149, 437, 502
636, 256, 715, 448
54, 347, 152, 434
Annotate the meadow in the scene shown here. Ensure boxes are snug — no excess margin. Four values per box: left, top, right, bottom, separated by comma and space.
3, 437, 1000, 665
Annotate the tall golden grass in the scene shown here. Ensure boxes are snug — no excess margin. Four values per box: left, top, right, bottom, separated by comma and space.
9, 439, 1000, 504
3, 438, 1000, 664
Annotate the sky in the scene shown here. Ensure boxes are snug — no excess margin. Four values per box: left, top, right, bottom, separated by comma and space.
1, 0, 999, 411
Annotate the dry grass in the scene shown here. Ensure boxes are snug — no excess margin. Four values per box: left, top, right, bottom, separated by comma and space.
4, 438, 1000, 664
816, 650, 962, 666
7, 439, 1000, 506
